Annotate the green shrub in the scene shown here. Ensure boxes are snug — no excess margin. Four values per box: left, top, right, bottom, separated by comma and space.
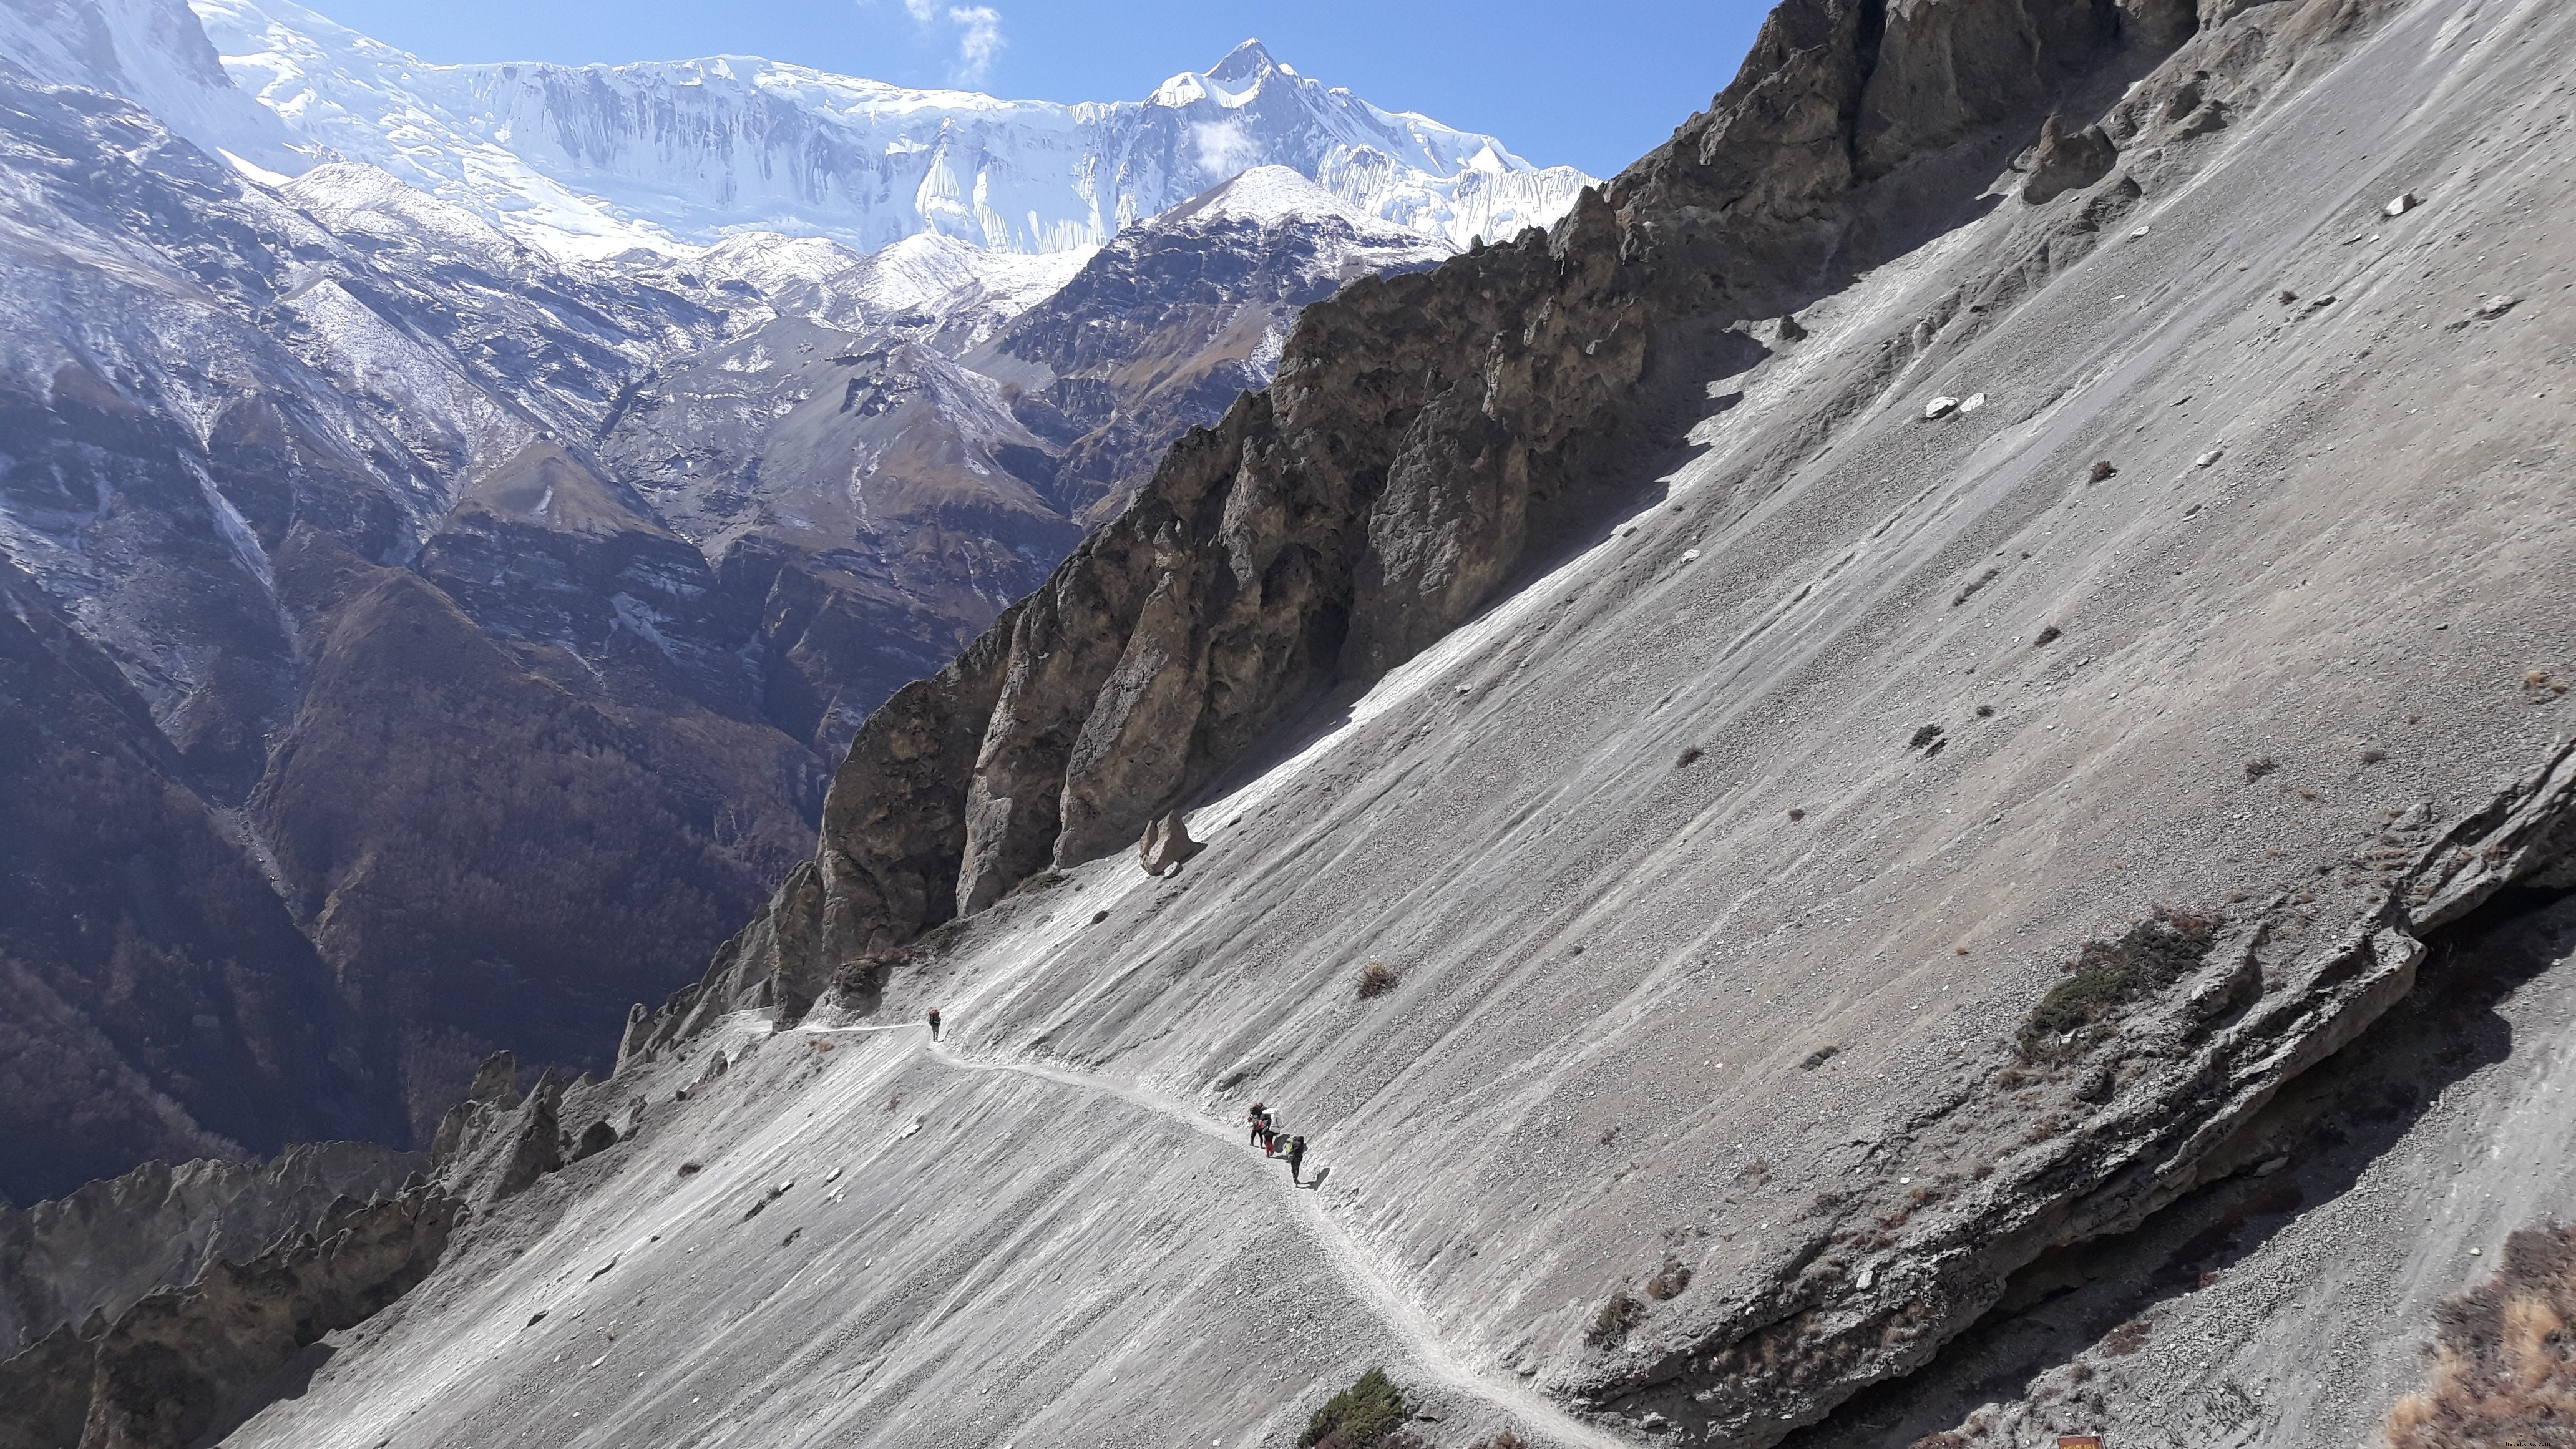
2018, 908, 2220, 1060
1304, 1368, 1410, 1448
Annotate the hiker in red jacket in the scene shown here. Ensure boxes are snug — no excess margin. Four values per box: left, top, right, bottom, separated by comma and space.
926, 1007, 942, 1042
1247, 1101, 1270, 1148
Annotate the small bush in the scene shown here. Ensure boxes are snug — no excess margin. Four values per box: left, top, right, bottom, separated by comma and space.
1800, 1045, 1839, 1070
1909, 724, 1946, 750
1645, 1257, 1694, 1301
1357, 962, 1399, 999
1975, 704, 1996, 717
1304, 1368, 1411, 1448
1587, 1289, 1646, 1347
2361, 748, 2389, 764
1676, 745, 1704, 767
2018, 908, 2222, 1061
1468, 1435, 1529, 1449
1952, 567, 2002, 607
2245, 756, 2280, 781
677, 1162, 702, 1176
1787, 807, 1807, 821
1007, 869, 1068, 897
2034, 626, 2063, 647
2384, 1221, 2576, 1449
836, 951, 905, 993
2087, 460, 2119, 482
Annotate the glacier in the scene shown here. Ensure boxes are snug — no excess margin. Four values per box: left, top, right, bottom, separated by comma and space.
178, 0, 1594, 260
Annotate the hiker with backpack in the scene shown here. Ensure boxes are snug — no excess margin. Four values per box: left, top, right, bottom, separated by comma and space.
926, 1007, 942, 1042
1284, 1134, 1306, 1186
1247, 1101, 1271, 1148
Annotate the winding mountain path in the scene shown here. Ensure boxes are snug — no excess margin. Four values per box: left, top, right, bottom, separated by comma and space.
806, 1018, 1633, 1449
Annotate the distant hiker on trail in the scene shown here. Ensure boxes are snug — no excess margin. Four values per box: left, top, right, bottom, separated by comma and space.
1284, 1134, 1306, 1186
1247, 1102, 1270, 1148
926, 1007, 942, 1042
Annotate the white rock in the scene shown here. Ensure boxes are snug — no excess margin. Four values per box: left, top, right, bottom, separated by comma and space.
2195, 449, 2225, 468
2385, 192, 2421, 216
2478, 295, 2519, 318
1923, 396, 1961, 420
1682, 549, 1701, 562
1958, 392, 1988, 414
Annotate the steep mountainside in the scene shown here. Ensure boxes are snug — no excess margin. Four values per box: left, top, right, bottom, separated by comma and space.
177, 0, 2576, 1446
0, 4, 1469, 1193
187, 0, 1589, 258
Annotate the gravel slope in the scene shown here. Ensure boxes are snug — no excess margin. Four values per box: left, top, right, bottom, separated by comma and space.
212, 0, 2576, 1444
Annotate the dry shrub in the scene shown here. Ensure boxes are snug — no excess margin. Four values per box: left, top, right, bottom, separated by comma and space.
1468, 1435, 1529, 1449
1676, 745, 1704, 767
1357, 962, 1399, 999
2383, 1221, 2576, 1449
1588, 1288, 1646, 1347
1911, 1433, 1971, 1449
2100, 1319, 2153, 1356
2019, 907, 2221, 1061
1645, 1257, 1694, 1301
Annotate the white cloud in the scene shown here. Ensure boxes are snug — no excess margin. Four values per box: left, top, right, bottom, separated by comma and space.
1193, 119, 1260, 178
947, 6, 1003, 84
875, 0, 1005, 86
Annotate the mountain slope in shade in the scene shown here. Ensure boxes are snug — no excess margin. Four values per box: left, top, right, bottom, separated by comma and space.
183, 0, 1590, 258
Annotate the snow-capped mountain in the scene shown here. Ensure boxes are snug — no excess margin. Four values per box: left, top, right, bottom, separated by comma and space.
173, 0, 1592, 260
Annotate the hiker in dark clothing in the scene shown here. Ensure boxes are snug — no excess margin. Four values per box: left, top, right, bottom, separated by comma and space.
1247, 1102, 1270, 1148
1284, 1135, 1305, 1186
926, 1007, 942, 1042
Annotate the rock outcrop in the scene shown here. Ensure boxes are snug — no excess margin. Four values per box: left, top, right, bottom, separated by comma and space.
2021, 112, 2120, 203
640, 0, 2199, 1043
1138, 811, 1204, 877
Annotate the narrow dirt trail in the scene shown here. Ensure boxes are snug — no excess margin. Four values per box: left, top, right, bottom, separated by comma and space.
806, 1019, 1634, 1449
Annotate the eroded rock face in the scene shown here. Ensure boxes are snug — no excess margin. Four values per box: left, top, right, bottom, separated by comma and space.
642, 0, 2204, 1040
0, 1143, 422, 1357
72, 1189, 459, 1449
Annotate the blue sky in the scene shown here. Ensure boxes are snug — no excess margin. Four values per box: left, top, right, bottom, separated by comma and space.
303, 0, 1774, 179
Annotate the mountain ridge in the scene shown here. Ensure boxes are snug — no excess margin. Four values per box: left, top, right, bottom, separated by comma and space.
180, 0, 1594, 259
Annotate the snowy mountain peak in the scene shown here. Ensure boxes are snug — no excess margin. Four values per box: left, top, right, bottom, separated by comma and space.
1158, 165, 1398, 238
